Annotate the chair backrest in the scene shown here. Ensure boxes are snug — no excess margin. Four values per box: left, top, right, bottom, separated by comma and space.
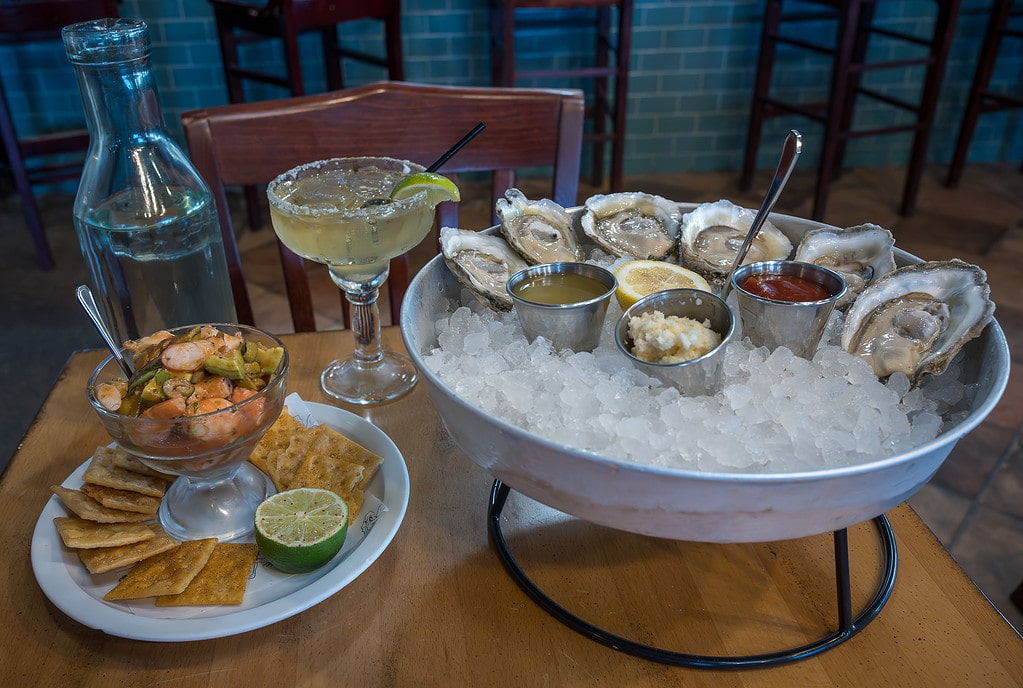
182, 80, 586, 332
0, 0, 120, 43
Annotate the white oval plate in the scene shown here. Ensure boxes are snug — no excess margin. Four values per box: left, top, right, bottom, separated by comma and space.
30, 398, 410, 641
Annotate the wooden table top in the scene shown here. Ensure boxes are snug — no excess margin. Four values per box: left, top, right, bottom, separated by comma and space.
3, 328, 1021, 687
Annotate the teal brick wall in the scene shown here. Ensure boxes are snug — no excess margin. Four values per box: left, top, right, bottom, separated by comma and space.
2, 0, 1021, 183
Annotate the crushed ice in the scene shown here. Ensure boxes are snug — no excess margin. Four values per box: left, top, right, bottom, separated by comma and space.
422, 256, 977, 474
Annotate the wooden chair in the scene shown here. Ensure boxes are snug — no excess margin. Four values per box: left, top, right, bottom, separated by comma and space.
740, 0, 961, 220
208, 0, 404, 230
182, 81, 586, 333
490, 0, 633, 192
945, 0, 1023, 187
0, 0, 121, 269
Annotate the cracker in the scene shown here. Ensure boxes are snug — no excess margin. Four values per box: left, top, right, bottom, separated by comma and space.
270, 423, 325, 488
288, 425, 383, 517
80, 483, 161, 515
84, 447, 168, 498
50, 485, 151, 523
104, 538, 217, 600
78, 527, 181, 574
290, 454, 364, 511
54, 517, 155, 549
155, 543, 258, 607
249, 408, 303, 477
109, 446, 170, 480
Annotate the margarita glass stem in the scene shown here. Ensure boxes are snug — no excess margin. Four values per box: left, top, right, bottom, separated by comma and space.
347, 282, 384, 369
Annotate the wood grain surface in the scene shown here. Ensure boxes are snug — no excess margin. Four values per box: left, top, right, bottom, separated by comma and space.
2, 329, 1020, 687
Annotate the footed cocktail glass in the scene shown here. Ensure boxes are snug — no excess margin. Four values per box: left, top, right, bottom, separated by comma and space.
87, 324, 289, 541
267, 156, 437, 405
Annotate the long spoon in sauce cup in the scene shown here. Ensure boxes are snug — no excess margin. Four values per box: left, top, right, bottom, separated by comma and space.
720, 129, 802, 301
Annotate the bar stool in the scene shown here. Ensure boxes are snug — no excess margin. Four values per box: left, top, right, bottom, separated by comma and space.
208, 0, 404, 228
490, 0, 633, 191
740, 0, 961, 220
945, 0, 1023, 187
0, 0, 121, 270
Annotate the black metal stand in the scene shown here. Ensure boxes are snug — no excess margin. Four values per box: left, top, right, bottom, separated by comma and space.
487, 480, 898, 669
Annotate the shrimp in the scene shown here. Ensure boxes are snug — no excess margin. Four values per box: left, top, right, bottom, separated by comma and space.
123, 330, 173, 353
188, 397, 244, 442
230, 387, 264, 434
192, 375, 233, 400
130, 396, 189, 445
212, 331, 244, 354
123, 329, 174, 369
141, 396, 188, 419
93, 381, 125, 412
160, 339, 217, 372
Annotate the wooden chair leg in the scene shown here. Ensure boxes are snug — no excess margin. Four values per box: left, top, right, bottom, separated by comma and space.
610, 0, 632, 192
591, 6, 610, 187
946, 0, 1012, 187
740, 0, 781, 192
899, 0, 960, 216
831, 4, 874, 182
384, 0, 405, 80
812, 3, 862, 221
322, 26, 345, 90
0, 80, 55, 270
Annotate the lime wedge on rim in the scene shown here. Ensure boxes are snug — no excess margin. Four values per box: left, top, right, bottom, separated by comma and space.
254, 487, 349, 574
390, 172, 460, 205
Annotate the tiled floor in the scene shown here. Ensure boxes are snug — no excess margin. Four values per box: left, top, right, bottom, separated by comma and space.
2, 162, 1021, 633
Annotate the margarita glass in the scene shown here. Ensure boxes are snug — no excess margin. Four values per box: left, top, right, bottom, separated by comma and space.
267, 157, 438, 404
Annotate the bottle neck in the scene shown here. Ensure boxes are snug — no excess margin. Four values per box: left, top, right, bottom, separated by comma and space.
73, 55, 167, 146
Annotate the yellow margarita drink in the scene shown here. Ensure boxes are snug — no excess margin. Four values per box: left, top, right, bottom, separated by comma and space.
267, 156, 457, 405
268, 158, 432, 284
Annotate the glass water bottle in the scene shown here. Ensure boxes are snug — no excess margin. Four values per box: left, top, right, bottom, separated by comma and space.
62, 18, 236, 344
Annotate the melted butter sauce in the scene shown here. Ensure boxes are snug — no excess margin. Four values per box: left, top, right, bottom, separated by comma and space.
512, 272, 609, 305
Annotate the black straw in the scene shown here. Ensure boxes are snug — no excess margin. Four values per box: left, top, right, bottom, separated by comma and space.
426, 122, 485, 172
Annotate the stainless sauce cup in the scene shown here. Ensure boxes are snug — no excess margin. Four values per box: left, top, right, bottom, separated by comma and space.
615, 288, 735, 396
507, 263, 617, 352
730, 260, 847, 358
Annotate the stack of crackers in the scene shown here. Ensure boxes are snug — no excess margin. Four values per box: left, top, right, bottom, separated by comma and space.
49, 408, 382, 604
50, 445, 257, 605
248, 408, 383, 518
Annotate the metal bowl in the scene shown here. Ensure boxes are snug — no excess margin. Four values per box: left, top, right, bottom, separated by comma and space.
399, 205, 1010, 543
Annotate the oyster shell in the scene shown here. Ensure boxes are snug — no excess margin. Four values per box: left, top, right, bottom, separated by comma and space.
840, 259, 994, 383
496, 188, 581, 265
795, 223, 896, 308
580, 192, 680, 260
679, 199, 793, 284
440, 227, 528, 311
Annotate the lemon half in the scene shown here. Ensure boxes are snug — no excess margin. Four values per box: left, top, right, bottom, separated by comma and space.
613, 260, 712, 309
254, 487, 349, 574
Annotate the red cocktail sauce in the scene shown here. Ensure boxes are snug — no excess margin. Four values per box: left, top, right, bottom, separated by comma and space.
739, 274, 832, 302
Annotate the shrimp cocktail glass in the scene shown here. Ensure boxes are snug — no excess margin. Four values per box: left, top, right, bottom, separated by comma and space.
88, 324, 289, 542
267, 156, 458, 405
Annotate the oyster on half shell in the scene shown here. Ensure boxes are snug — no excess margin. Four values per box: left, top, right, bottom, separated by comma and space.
580, 192, 681, 260
496, 188, 582, 264
679, 199, 792, 284
795, 223, 896, 308
440, 227, 528, 311
840, 259, 994, 383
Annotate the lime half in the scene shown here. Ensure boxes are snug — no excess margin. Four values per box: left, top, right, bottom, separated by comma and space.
390, 172, 461, 205
254, 487, 349, 574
